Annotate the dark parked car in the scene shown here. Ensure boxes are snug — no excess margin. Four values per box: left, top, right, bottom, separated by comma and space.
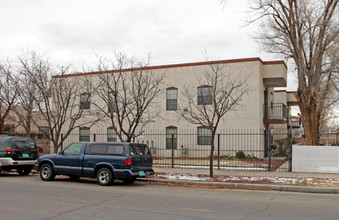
0, 135, 39, 175
36, 142, 155, 186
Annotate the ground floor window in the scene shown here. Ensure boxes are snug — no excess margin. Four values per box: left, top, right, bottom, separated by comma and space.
79, 127, 90, 142
107, 127, 117, 142
166, 127, 177, 149
197, 127, 212, 145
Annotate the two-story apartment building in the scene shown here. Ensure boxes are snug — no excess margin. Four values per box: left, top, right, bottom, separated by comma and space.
52, 57, 298, 157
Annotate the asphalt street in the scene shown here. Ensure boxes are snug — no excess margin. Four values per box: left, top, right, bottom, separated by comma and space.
1, 173, 339, 220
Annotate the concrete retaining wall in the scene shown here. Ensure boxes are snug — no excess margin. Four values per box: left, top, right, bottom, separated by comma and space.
292, 145, 339, 173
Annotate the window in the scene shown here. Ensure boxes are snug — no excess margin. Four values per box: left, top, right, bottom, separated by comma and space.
80, 93, 90, 109
107, 145, 124, 155
130, 144, 151, 155
270, 92, 274, 109
90, 144, 107, 154
166, 127, 177, 149
108, 92, 117, 111
39, 126, 49, 135
38, 126, 49, 139
197, 127, 212, 145
198, 86, 212, 105
166, 88, 177, 110
107, 127, 117, 142
63, 143, 83, 155
79, 127, 90, 141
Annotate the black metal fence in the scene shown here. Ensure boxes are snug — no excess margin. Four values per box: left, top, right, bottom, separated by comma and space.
60, 129, 292, 172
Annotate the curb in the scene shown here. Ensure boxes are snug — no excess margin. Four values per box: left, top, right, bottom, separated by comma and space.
139, 178, 339, 194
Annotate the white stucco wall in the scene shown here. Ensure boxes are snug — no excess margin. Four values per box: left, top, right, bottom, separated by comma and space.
292, 145, 339, 173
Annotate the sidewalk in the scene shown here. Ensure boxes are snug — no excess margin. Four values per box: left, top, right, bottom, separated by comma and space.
140, 167, 339, 194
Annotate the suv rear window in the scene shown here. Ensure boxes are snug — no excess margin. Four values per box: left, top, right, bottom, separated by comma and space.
0, 138, 8, 149
130, 145, 151, 156
11, 138, 36, 150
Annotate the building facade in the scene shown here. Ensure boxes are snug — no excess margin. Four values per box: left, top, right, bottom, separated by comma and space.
53, 57, 298, 158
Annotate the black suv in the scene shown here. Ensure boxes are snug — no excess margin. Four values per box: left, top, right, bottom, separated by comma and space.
37, 142, 154, 186
0, 135, 39, 175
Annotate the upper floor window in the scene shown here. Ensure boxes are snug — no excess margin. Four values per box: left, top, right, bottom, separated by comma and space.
197, 127, 212, 145
79, 127, 90, 142
197, 86, 212, 105
107, 127, 117, 142
80, 93, 90, 109
108, 92, 117, 112
166, 88, 178, 110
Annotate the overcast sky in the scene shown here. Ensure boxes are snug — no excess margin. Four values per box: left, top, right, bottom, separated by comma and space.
0, 0, 297, 90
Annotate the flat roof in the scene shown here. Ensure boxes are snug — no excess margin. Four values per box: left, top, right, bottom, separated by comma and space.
52, 57, 287, 79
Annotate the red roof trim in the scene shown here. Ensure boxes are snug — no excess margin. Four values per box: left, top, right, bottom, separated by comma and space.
52, 57, 287, 79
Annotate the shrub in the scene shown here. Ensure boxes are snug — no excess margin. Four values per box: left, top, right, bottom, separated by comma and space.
235, 151, 246, 159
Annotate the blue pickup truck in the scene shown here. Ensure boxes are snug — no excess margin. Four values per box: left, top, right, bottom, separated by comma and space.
36, 142, 154, 186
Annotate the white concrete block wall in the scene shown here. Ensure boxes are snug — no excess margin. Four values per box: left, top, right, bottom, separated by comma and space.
292, 145, 339, 173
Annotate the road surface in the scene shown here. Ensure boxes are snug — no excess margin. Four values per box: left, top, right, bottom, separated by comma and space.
0, 173, 338, 219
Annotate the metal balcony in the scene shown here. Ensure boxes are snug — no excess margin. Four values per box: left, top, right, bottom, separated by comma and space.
263, 103, 287, 124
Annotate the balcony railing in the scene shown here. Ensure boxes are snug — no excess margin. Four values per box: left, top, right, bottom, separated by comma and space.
263, 103, 287, 121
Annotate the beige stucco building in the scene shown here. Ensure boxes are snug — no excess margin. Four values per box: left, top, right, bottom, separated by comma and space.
53, 57, 298, 157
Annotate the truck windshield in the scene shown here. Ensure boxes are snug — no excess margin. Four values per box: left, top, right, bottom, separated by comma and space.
130, 145, 151, 156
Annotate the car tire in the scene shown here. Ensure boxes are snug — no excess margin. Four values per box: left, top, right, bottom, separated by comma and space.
97, 168, 113, 186
40, 164, 55, 181
17, 168, 32, 176
123, 177, 136, 184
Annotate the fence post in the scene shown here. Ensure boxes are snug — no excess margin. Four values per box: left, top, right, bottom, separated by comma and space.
93, 133, 96, 142
171, 134, 174, 168
288, 129, 292, 171
61, 133, 64, 151
268, 129, 271, 171
218, 133, 220, 170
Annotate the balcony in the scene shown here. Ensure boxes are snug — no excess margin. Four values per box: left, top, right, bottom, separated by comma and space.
263, 103, 287, 124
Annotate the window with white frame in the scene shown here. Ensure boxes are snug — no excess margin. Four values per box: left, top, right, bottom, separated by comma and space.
107, 127, 117, 142
166, 127, 177, 149
197, 86, 212, 105
79, 127, 90, 141
166, 88, 178, 110
197, 127, 212, 145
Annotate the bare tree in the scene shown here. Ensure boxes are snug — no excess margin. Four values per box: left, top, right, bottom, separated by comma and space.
26, 52, 102, 153
0, 61, 18, 134
89, 53, 165, 142
8, 51, 40, 137
178, 63, 249, 177
244, 0, 339, 145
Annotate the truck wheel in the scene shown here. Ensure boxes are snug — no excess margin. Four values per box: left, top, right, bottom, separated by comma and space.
40, 164, 55, 181
17, 168, 32, 176
123, 177, 136, 184
97, 168, 113, 186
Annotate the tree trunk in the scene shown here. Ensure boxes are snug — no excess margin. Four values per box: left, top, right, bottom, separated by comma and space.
26, 119, 31, 137
209, 134, 215, 177
297, 92, 321, 145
